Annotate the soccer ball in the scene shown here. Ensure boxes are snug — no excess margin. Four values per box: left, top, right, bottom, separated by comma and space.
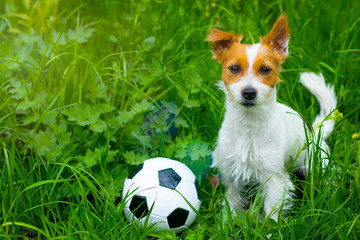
122, 157, 201, 233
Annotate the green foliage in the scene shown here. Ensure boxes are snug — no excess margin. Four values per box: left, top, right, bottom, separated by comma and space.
0, 0, 359, 239
174, 137, 212, 180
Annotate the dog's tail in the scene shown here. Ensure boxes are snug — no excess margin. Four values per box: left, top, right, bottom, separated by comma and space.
299, 72, 337, 140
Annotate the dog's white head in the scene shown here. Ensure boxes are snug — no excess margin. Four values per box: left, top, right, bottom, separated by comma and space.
207, 16, 290, 108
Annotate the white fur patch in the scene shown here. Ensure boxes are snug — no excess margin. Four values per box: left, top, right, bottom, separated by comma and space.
245, 43, 260, 75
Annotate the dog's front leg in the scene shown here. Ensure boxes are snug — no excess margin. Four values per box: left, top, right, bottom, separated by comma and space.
260, 171, 294, 220
223, 178, 249, 214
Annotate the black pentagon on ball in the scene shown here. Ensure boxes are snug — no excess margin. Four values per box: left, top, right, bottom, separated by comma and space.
129, 195, 149, 219
158, 168, 182, 189
127, 162, 144, 179
167, 208, 189, 228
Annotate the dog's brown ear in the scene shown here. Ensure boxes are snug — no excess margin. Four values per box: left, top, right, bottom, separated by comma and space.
262, 15, 290, 59
206, 28, 243, 62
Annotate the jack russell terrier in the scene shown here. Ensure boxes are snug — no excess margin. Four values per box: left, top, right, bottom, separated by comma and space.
207, 15, 336, 220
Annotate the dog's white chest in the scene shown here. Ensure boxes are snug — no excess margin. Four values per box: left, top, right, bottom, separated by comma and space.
212, 107, 293, 183
213, 126, 271, 182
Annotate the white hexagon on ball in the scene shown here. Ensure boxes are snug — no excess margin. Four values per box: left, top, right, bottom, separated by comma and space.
122, 157, 201, 233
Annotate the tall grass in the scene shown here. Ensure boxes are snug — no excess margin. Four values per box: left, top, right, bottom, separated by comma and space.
0, 0, 359, 239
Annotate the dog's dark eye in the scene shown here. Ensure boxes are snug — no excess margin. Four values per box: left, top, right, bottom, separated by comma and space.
259, 67, 271, 75
229, 65, 241, 74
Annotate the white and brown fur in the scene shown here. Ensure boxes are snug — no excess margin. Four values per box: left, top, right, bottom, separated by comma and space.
207, 16, 336, 220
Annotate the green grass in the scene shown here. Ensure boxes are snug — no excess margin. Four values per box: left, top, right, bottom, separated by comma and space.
0, 0, 359, 239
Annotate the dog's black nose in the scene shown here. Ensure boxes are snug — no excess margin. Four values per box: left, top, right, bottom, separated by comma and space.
242, 88, 257, 100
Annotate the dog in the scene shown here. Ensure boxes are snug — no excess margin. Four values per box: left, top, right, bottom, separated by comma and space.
207, 15, 337, 220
